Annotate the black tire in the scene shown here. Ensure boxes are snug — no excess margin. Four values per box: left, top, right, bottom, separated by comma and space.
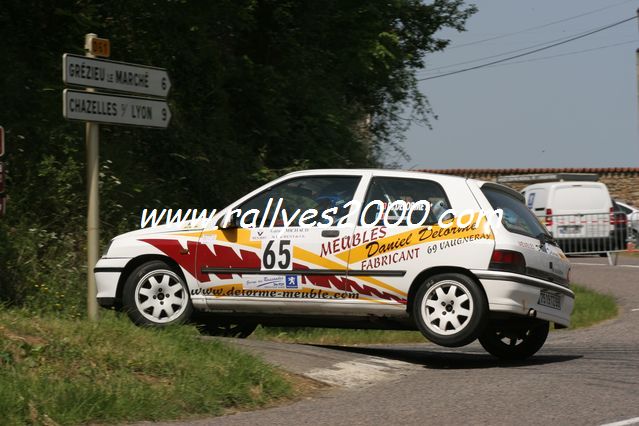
197, 320, 257, 338
122, 260, 193, 326
413, 273, 487, 347
479, 320, 549, 360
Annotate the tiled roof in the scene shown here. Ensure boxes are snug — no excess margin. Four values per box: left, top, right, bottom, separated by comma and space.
418, 167, 639, 174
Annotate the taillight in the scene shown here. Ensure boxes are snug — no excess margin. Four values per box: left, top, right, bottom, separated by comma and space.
545, 208, 553, 226
610, 207, 614, 225
489, 249, 527, 274
610, 209, 627, 225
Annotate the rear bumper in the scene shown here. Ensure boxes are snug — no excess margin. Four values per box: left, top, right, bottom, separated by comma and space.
472, 270, 574, 327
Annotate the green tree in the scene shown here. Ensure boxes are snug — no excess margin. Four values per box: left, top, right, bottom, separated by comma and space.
0, 0, 475, 311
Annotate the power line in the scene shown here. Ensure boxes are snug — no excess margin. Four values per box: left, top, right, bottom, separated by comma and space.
420, 13, 636, 75
482, 39, 636, 69
449, 0, 635, 50
422, 31, 591, 75
417, 15, 638, 82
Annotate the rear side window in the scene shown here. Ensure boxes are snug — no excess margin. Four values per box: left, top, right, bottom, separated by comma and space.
482, 186, 548, 238
617, 204, 632, 215
361, 177, 451, 225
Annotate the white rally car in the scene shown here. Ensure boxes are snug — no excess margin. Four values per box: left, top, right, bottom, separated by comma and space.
95, 169, 574, 360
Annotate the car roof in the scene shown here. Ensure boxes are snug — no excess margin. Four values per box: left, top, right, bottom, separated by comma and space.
281, 168, 478, 184
615, 199, 637, 209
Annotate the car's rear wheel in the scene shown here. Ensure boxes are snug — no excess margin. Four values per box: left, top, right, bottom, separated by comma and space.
413, 273, 487, 347
123, 260, 193, 326
197, 320, 257, 338
479, 320, 549, 360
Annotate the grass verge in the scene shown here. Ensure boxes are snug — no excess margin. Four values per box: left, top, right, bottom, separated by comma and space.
0, 308, 292, 425
253, 283, 618, 345
569, 284, 618, 329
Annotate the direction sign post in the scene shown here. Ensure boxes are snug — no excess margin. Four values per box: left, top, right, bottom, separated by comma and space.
63, 33, 171, 321
63, 54, 171, 97
63, 89, 171, 128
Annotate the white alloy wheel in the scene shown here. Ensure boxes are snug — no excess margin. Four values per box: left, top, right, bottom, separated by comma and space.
420, 279, 473, 336
413, 273, 486, 347
134, 269, 188, 324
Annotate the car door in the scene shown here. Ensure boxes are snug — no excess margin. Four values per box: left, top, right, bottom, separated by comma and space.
345, 175, 474, 307
197, 173, 365, 310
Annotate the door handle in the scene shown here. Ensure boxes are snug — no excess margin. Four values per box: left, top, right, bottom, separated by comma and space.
321, 230, 340, 238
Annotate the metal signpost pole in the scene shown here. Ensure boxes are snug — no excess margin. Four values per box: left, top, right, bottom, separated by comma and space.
84, 33, 99, 321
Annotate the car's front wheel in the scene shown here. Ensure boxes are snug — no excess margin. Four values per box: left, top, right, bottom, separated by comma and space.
479, 320, 549, 360
123, 260, 193, 326
413, 273, 487, 347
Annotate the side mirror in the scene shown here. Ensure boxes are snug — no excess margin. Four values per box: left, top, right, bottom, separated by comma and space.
220, 215, 241, 230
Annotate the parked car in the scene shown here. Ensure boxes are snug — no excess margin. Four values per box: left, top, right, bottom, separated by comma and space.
95, 169, 574, 360
522, 181, 615, 253
613, 200, 639, 243
610, 199, 629, 250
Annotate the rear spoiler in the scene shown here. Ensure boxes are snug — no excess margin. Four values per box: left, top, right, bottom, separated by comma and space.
478, 182, 526, 203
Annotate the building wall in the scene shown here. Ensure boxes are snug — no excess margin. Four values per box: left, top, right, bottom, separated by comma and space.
420, 168, 639, 207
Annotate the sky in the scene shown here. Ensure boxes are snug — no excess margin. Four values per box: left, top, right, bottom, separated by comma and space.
403, 0, 639, 169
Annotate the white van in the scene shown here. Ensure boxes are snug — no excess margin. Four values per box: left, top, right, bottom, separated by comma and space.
522, 182, 614, 253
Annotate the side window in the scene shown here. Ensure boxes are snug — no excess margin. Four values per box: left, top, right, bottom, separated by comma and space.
617, 203, 631, 215
238, 176, 361, 227
360, 177, 451, 226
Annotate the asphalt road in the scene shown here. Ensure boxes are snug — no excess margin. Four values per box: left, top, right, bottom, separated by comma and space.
148, 256, 639, 426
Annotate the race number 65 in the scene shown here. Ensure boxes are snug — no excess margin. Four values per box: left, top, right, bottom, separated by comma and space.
262, 240, 292, 270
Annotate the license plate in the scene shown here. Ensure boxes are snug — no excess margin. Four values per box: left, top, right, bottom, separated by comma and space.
538, 290, 561, 310
559, 225, 581, 235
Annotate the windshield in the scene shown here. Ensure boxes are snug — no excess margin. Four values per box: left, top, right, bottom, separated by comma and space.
481, 186, 549, 239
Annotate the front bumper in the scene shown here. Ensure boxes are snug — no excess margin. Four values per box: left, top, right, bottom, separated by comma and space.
94, 257, 129, 308
472, 269, 575, 327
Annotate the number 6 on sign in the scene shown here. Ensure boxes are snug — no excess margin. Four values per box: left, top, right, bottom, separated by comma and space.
262, 240, 292, 270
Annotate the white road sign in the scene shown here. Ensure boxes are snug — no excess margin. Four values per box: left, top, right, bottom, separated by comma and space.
63, 54, 171, 97
63, 89, 171, 128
